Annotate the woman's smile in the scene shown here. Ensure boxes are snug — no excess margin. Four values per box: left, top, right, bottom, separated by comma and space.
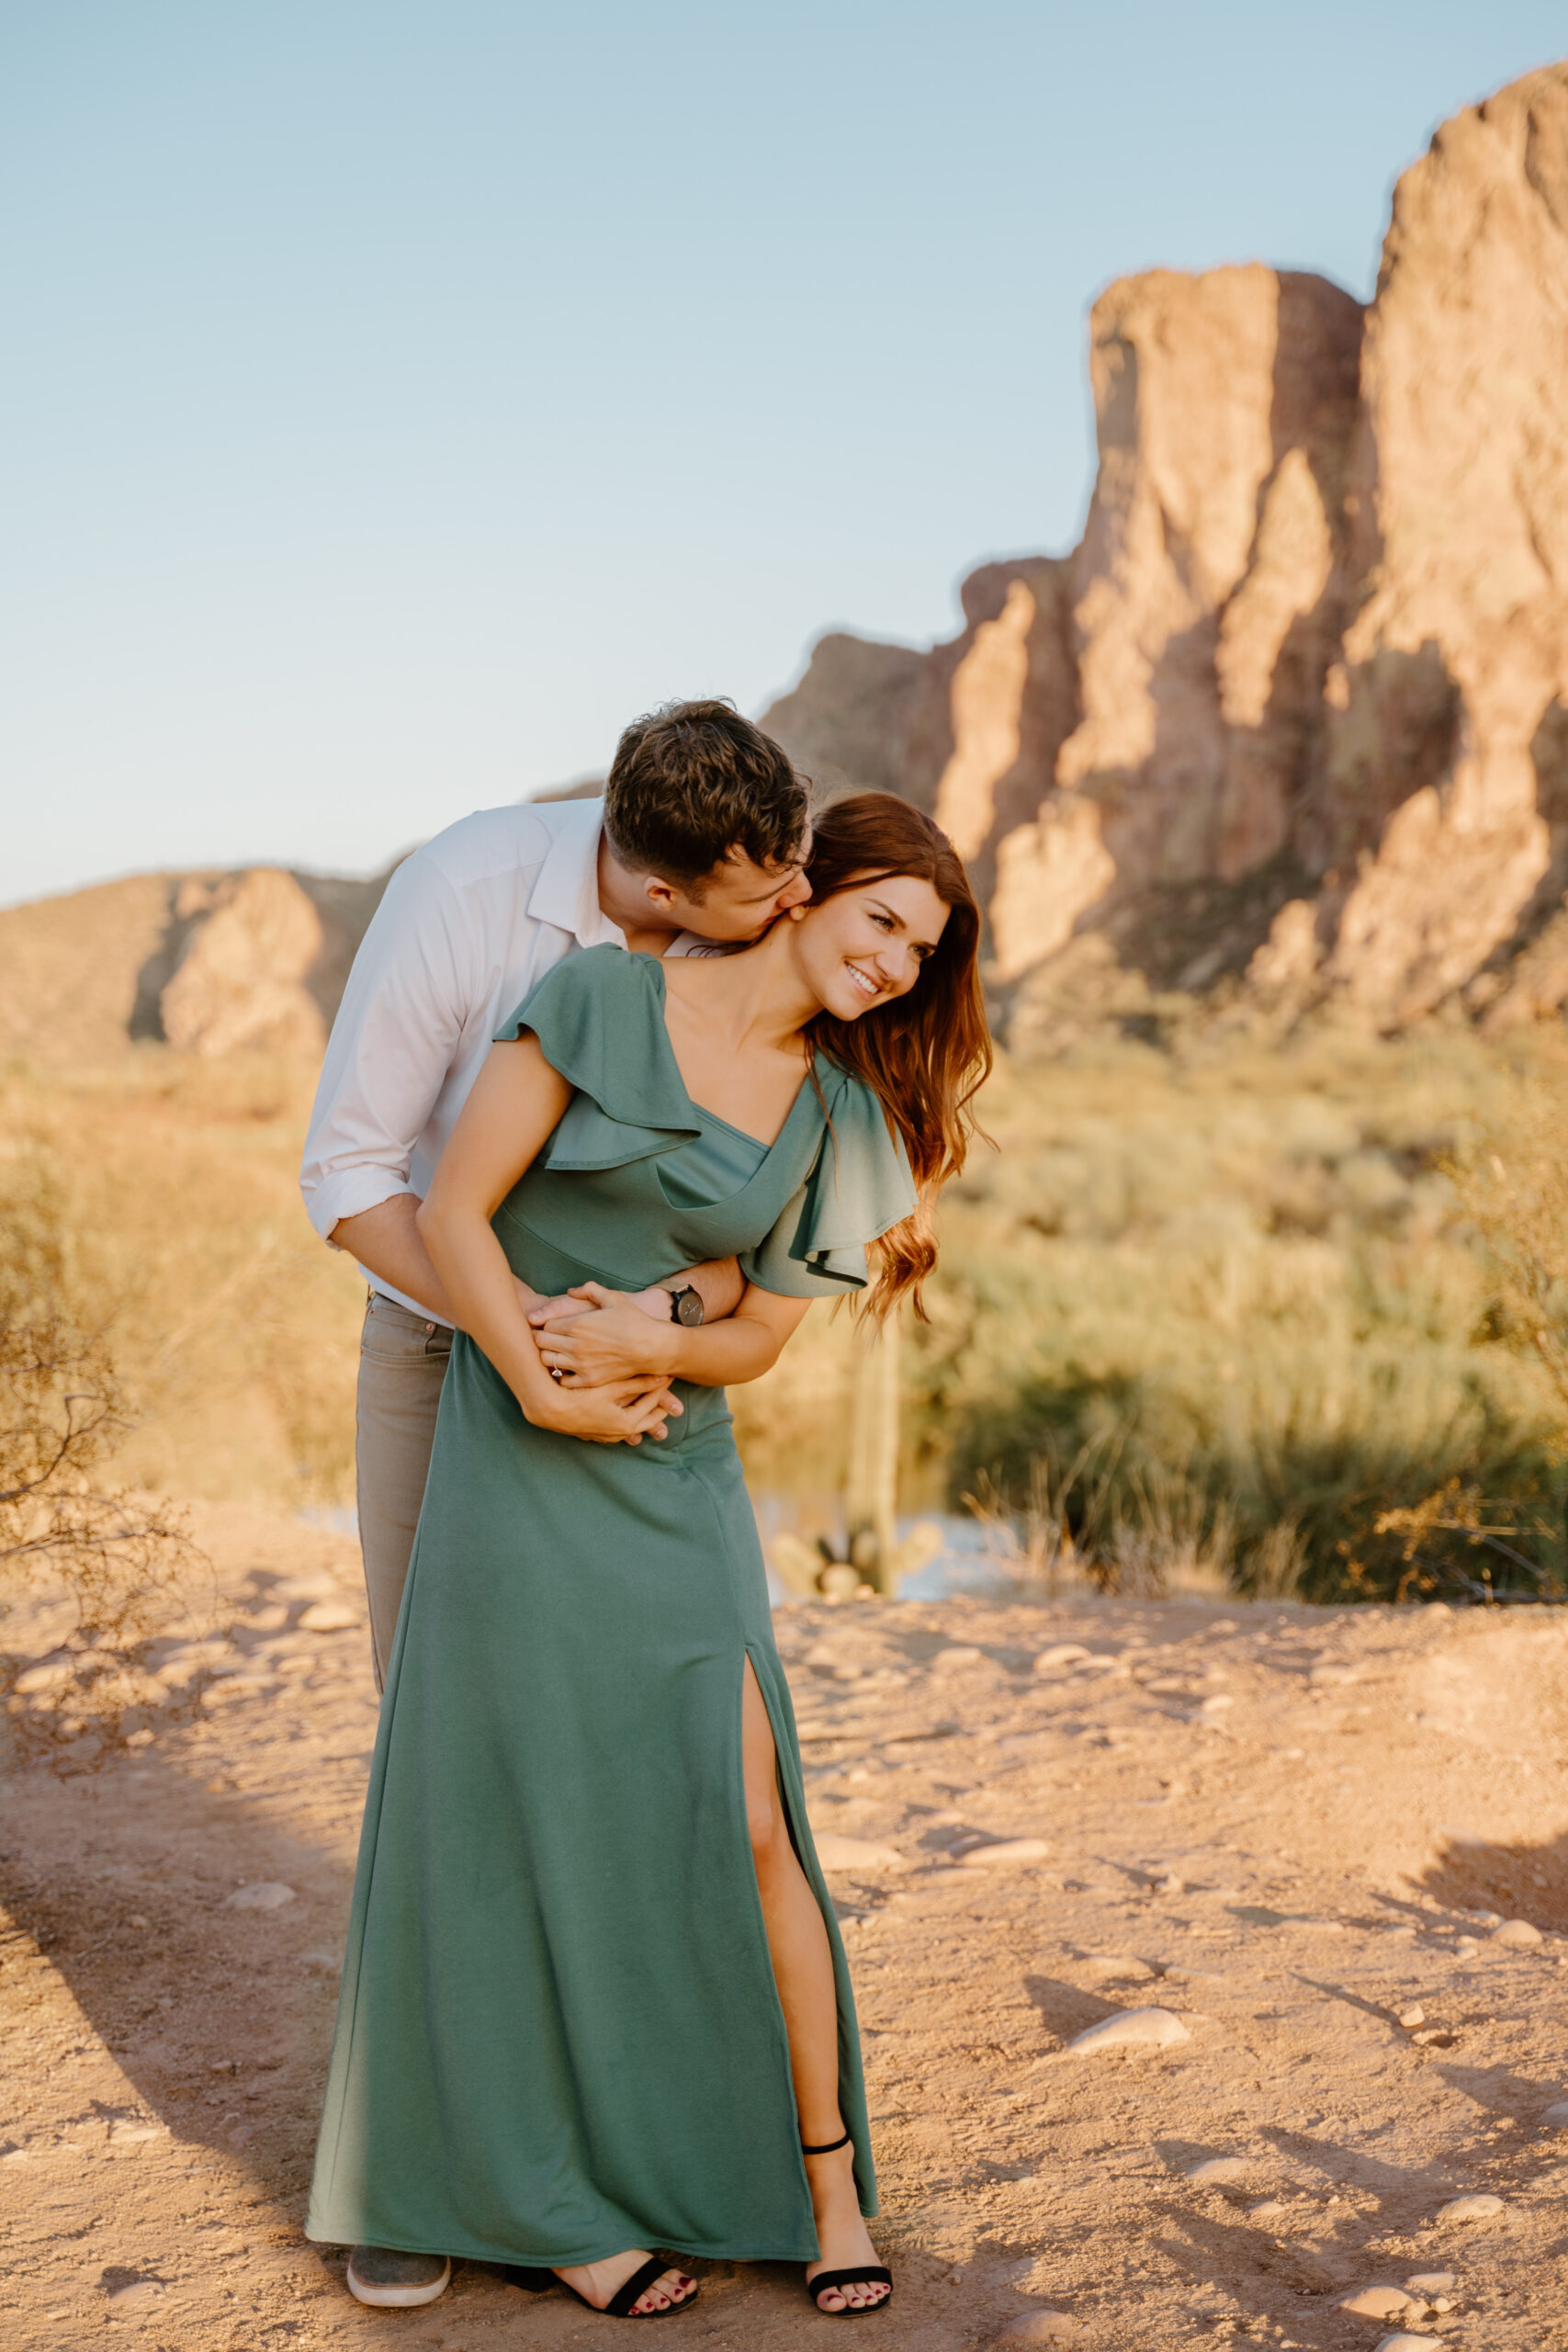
843, 957, 884, 1000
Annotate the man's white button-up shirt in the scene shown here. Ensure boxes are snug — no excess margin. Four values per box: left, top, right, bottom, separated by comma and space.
300, 795, 629, 1323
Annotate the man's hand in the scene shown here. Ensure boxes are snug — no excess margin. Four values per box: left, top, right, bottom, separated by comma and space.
535, 1283, 685, 1386
525, 1289, 609, 1330
528, 1373, 683, 1445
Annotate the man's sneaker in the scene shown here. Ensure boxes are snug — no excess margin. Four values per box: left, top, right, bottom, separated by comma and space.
345, 2246, 452, 2307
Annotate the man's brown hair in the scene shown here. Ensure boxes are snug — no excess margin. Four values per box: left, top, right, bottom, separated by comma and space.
603, 698, 810, 897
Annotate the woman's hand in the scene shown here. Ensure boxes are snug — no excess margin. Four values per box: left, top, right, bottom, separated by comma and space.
527, 1374, 683, 1446
536, 1283, 681, 1385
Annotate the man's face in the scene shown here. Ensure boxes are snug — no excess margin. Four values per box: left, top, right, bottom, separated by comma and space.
649, 830, 814, 943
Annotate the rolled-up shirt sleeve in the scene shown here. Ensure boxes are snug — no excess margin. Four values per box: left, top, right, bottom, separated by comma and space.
299, 855, 474, 1244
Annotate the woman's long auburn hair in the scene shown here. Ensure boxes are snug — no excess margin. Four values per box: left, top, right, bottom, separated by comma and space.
801, 793, 992, 1320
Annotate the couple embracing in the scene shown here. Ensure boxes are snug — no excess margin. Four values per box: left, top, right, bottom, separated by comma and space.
299, 700, 990, 2319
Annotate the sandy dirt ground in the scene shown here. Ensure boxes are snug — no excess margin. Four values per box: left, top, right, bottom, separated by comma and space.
5, 1501, 1568, 2351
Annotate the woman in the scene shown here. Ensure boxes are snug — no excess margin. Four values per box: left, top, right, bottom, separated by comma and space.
306, 794, 990, 2318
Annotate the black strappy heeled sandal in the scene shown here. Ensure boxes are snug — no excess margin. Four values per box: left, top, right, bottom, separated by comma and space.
801, 2130, 893, 2316
503, 2257, 699, 2318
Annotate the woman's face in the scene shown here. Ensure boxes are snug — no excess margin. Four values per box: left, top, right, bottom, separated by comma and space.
792, 870, 950, 1021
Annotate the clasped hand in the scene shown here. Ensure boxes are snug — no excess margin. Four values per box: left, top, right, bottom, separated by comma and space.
528, 1282, 680, 1385
525, 1282, 681, 1446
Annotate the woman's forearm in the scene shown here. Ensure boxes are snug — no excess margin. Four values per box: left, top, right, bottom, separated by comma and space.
416, 1035, 680, 1448
418, 1203, 559, 1422
661, 1317, 784, 1387
536, 1281, 812, 1392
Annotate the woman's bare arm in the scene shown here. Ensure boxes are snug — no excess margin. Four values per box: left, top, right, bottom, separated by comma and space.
418, 1036, 681, 1444
525, 1253, 744, 1339
539, 1281, 813, 1391
332, 1194, 742, 1337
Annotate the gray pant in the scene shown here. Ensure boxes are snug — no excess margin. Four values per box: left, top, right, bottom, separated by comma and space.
355, 1291, 452, 1690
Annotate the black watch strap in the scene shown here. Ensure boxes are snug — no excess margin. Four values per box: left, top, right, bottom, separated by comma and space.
668, 1283, 705, 1328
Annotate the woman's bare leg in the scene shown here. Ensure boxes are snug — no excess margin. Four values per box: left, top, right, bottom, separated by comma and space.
742, 1658, 889, 2312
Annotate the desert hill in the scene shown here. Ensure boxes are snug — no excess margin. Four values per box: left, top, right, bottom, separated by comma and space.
0, 865, 389, 1063
6, 65, 1567, 1064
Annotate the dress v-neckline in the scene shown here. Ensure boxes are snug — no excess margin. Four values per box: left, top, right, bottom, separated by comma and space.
643, 954, 813, 1154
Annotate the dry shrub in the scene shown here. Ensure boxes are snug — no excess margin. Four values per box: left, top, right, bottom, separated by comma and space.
1359, 1085, 1568, 1604
1446, 1092, 1568, 1424
0, 1051, 363, 1505
961, 1461, 1097, 1599
962, 1450, 1233, 1600
935, 1026, 1568, 1603
0, 1135, 209, 1757
1372, 1476, 1562, 1606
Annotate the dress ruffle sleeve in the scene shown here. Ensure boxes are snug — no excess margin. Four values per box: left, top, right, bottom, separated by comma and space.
740, 1066, 918, 1297
492, 945, 702, 1170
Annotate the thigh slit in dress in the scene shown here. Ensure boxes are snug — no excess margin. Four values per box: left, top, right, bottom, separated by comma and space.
305, 945, 916, 2267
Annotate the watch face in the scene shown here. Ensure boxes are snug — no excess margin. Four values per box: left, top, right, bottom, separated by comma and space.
675, 1287, 705, 1327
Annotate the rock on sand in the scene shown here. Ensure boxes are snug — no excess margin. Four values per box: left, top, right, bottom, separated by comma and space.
1435, 2193, 1503, 2223
107, 2282, 164, 2311
298, 1599, 359, 1632
1066, 2007, 1190, 2054
1339, 2286, 1422, 2319
957, 1838, 1052, 1868
812, 1835, 908, 1874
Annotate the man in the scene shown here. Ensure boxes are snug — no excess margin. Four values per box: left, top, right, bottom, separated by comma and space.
301, 698, 811, 1697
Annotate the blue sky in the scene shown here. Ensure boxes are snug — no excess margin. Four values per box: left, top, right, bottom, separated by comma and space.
4, 3, 1563, 902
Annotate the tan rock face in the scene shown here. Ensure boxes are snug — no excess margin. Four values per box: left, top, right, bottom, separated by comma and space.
762, 63, 1568, 1037
1055, 264, 1361, 905
0, 864, 389, 1060
990, 794, 1115, 980
767, 557, 1080, 933
933, 577, 1037, 860
160, 870, 327, 1057
1319, 64, 1568, 1021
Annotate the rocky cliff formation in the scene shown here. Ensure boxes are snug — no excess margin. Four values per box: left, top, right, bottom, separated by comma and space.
0, 865, 389, 1062
762, 63, 1568, 1042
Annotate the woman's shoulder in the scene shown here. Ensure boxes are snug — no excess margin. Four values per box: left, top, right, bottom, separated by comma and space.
493, 944, 656, 1044
491, 946, 695, 1148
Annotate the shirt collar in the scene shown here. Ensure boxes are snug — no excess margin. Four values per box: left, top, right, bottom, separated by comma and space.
526, 797, 626, 949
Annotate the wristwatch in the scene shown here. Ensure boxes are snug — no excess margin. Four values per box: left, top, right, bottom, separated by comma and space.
667, 1283, 705, 1328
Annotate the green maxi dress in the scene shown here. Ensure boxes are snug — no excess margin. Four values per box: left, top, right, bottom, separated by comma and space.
306, 944, 916, 2269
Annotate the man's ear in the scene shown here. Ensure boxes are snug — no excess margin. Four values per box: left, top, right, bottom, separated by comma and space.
641, 874, 682, 914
